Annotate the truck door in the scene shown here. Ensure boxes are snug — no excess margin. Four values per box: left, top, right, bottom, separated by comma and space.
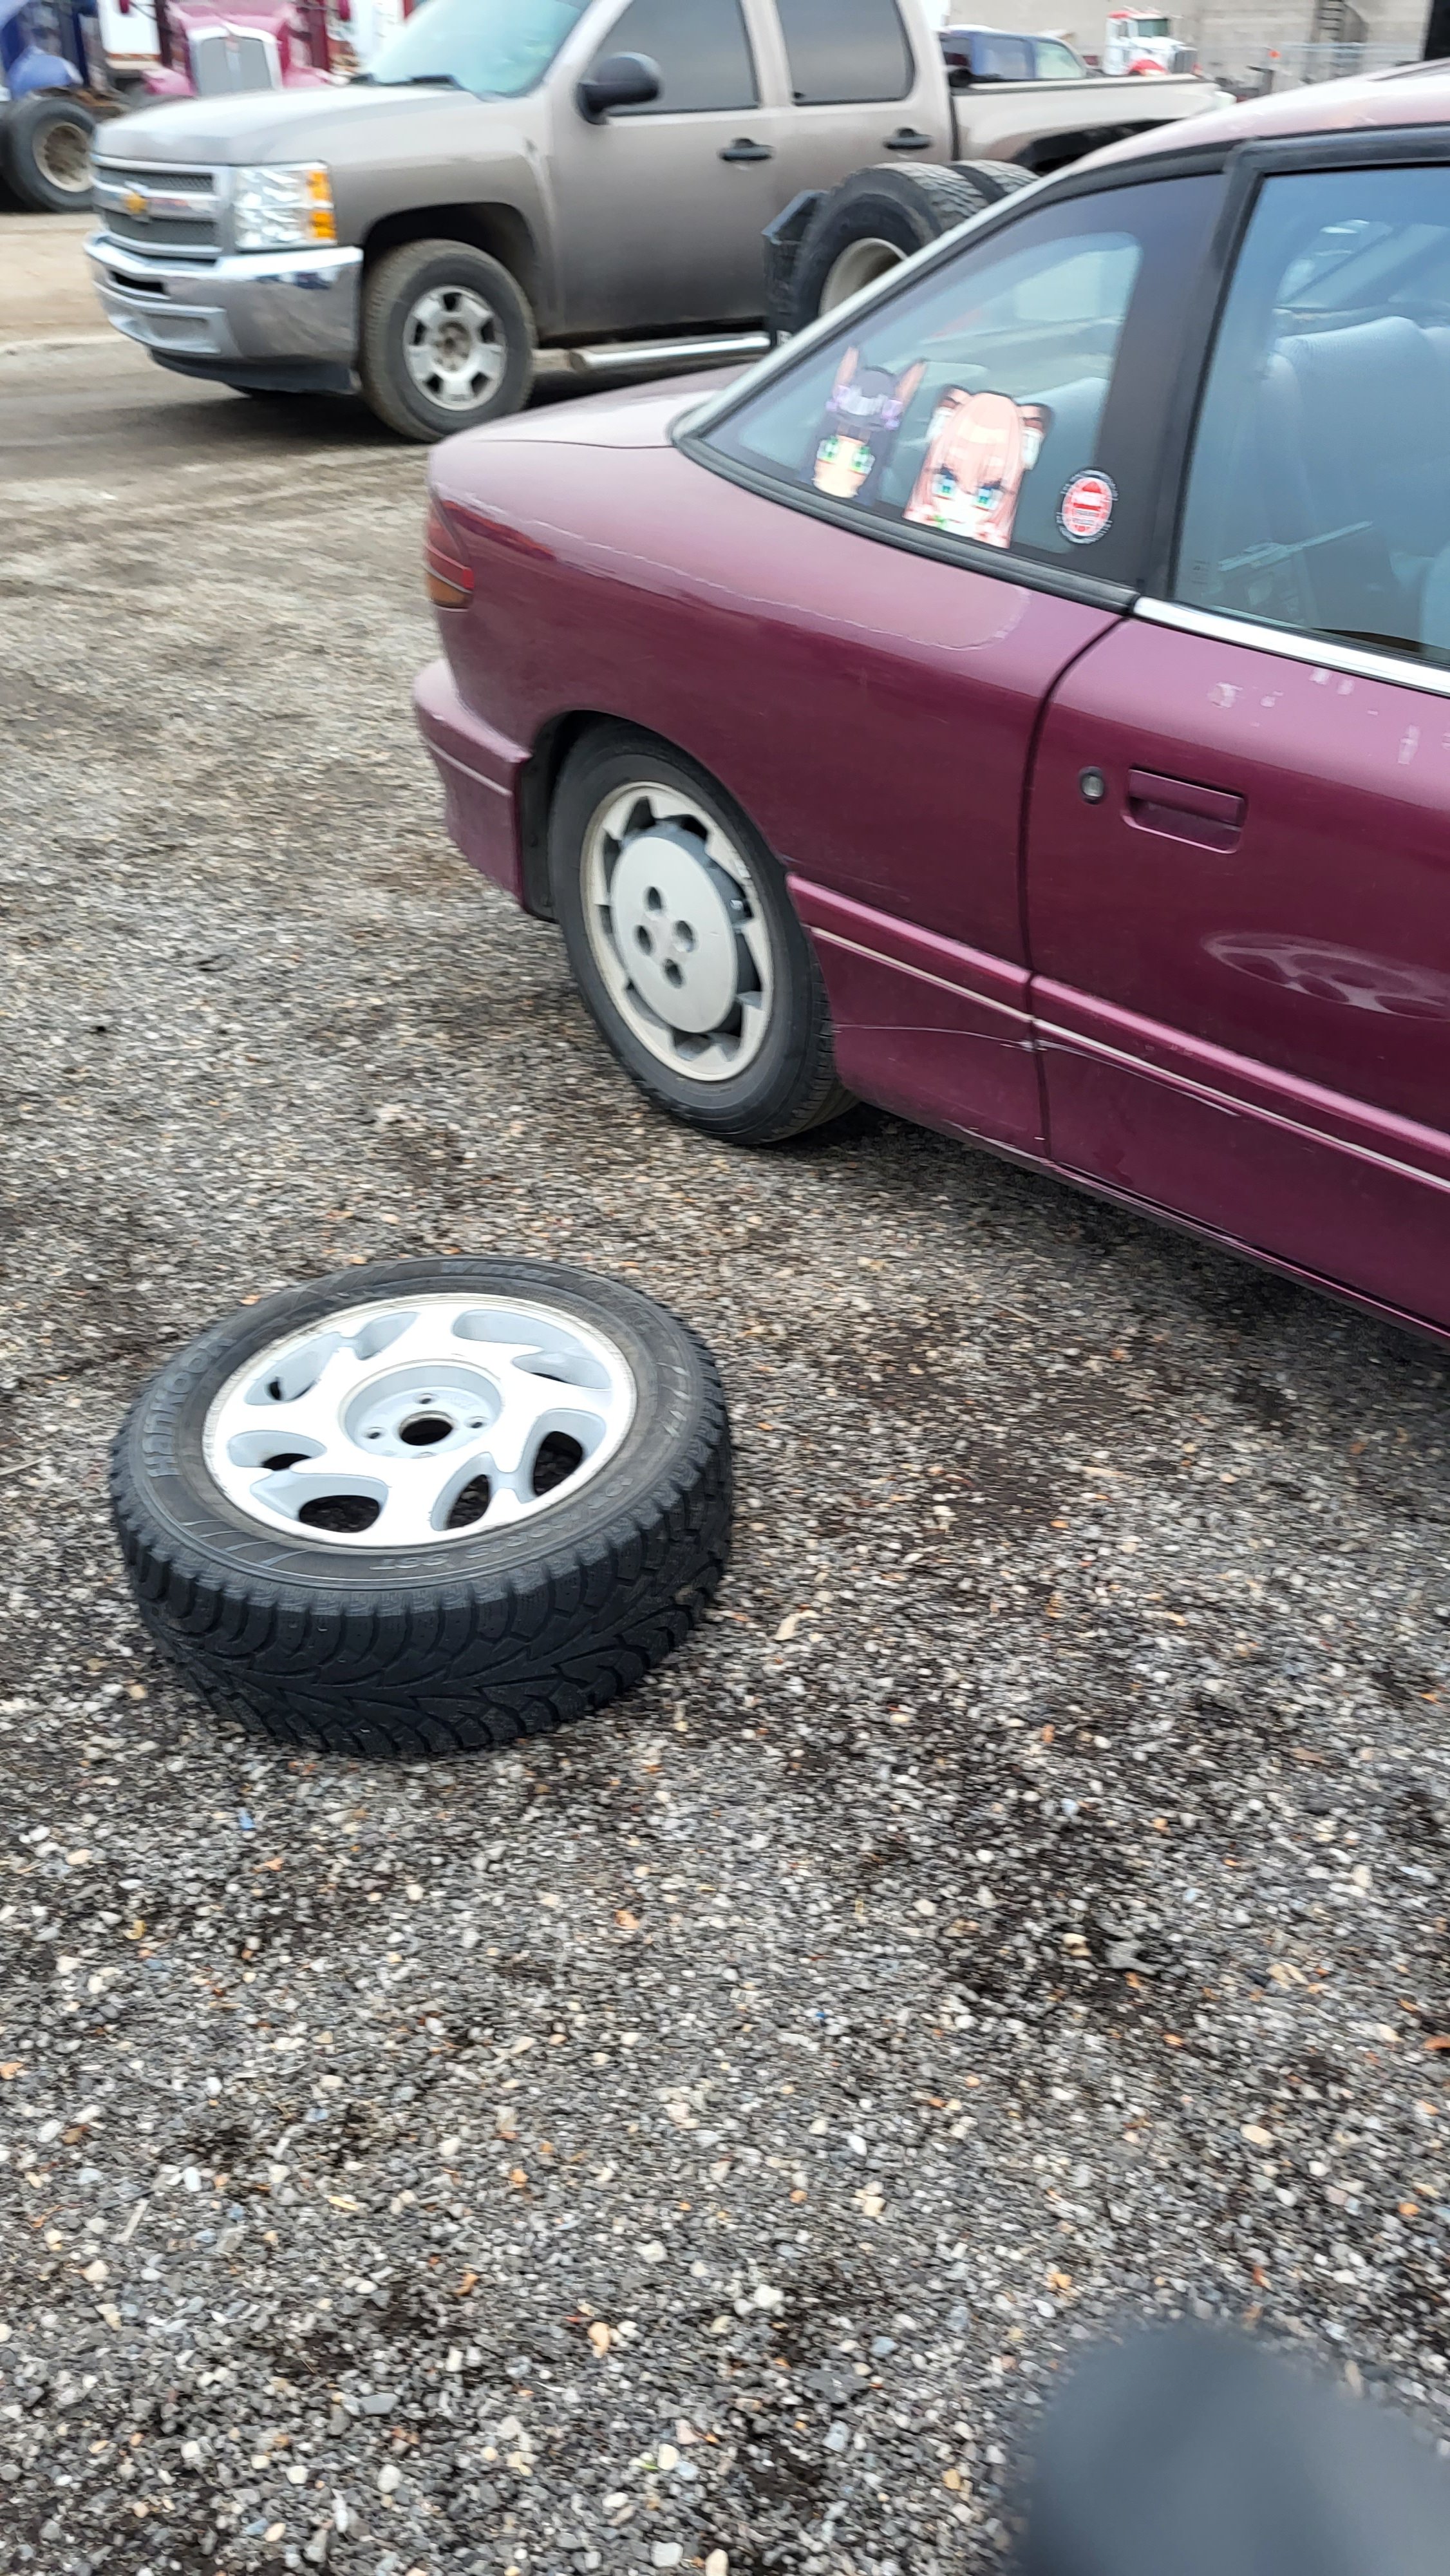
551, 0, 791, 334
764, 0, 952, 202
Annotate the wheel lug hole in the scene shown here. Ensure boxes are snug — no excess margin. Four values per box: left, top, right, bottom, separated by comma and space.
645, 887, 664, 912
635, 925, 654, 953
664, 960, 684, 987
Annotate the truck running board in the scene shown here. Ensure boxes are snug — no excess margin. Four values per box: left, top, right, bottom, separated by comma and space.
565, 332, 771, 375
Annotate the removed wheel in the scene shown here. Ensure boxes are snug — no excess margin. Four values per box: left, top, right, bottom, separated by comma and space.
789, 162, 994, 330
551, 724, 851, 1147
359, 238, 534, 442
1, 92, 96, 213
110, 1257, 731, 1758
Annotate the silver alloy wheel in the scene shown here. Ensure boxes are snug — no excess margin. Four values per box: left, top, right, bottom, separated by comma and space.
36, 116, 92, 195
820, 236, 906, 313
402, 285, 505, 413
581, 782, 775, 1084
203, 1293, 635, 1549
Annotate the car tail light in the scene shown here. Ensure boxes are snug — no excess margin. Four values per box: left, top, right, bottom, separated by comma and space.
425, 501, 473, 610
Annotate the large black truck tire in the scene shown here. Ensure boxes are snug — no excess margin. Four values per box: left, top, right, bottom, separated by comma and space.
1, 91, 96, 213
787, 161, 994, 331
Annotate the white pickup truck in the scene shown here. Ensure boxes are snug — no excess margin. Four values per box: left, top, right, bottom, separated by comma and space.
87, 0, 1225, 441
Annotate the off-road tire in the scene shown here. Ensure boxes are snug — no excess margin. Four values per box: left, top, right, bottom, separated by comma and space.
551, 724, 852, 1147
788, 161, 993, 330
359, 238, 534, 444
110, 1257, 731, 1759
1, 92, 96, 213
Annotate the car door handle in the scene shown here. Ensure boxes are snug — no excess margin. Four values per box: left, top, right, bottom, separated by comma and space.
720, 137, 773, 161
1126, 766, 1246, 852
885, 126, 933, 149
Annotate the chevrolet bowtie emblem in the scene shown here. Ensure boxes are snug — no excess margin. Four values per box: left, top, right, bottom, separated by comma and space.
124, 186, 147, 217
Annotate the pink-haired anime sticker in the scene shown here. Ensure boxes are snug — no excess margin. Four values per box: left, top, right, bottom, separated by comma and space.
812, 345, 925, 502
903, 389, 1051, 549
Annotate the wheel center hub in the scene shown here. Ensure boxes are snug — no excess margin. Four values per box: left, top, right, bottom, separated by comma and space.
610, 826, 740, 1034
344, 1360, 500, 1460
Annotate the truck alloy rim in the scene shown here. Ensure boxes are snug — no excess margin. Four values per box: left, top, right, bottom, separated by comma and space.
203, 1293, 636, 1548
37, 118, 93, 196
402, 286, 506, 412
582, 784, 775, 1084
820, 236, 907, 313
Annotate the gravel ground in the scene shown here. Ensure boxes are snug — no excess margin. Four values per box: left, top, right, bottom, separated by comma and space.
3, 357, 1450, 2576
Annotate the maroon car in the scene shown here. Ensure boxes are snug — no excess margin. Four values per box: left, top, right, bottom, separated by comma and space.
416, 68, 1450, 1350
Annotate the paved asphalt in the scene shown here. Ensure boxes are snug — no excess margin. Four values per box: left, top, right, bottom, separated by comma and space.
3, 323, 1449, 2576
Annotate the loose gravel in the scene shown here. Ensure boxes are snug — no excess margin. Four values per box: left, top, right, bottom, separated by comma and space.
3, 379, 1449, 2576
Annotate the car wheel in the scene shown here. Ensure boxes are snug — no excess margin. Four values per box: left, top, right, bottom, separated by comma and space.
1, 93, 96, 213
789, 162, 993, 329
110, 1256, 731, 1759
359, 239, 534, 444
551, 726, 852, 1147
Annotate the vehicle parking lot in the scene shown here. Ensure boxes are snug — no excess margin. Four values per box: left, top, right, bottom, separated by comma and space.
5, 234, 1450, 2576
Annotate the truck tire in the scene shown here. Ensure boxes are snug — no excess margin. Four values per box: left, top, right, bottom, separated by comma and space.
110, 1256, 732, 1759
551, 724, 851, 1146
950, 158, 1039, 202
1, 92, 96, 213
359, 239, 534, 444
787, 162, 993, 331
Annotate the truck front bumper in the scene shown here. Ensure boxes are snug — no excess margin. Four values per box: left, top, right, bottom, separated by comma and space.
85, 234, 362, 389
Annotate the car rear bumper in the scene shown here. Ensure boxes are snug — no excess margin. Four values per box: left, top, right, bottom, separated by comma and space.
413, 657, 530, 909
84, 232, 362, 381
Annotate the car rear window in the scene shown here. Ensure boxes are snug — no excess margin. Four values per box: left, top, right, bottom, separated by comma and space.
777, 0, 912, 104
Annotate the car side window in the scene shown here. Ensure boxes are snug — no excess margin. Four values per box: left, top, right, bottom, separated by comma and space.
777, 0, 912, 105
972, 32, 1035, 80
1175, 165, 1450, 667
697, 176, 1220, 582
1034, 37, 1086, 77
600, 0, 757, 113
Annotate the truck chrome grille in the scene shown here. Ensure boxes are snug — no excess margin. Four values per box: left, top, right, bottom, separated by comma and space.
93, 164, 220, 255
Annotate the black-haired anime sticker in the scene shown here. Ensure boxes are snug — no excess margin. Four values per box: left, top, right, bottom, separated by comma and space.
812, 346, 925, 502
903, 389, 1050, 549
1057, 469, 1116, 544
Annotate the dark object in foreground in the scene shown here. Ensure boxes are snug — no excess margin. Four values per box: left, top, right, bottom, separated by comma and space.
1021, 2325, 1450, 2576
110, 1258, 731, 1759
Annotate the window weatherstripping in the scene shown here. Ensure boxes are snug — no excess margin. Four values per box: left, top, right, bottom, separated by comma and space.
1136, 595, 1450, 701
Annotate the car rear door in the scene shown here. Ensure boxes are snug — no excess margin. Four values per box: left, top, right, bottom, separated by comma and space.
686, 167, 1223, 1156
764, 0, 952, 198
1026, 147, 1450, 1335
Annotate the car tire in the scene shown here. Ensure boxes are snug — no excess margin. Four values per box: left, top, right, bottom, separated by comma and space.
788, 162, 993, 330
551, 726, 852, 1147
359, 238, 534, 444
110, 1256, 731, 1759
1, 92, 96, 213
950, 158, 1038, 203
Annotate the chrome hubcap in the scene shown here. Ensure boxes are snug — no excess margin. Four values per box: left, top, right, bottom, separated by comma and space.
403, 285, 505, 413
203, 1293, 634, 1548
583, 783, 775, 1084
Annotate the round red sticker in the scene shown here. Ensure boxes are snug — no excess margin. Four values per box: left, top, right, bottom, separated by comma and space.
1058, 471, 1116, 544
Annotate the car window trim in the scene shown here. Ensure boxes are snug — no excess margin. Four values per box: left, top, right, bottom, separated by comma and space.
1136, 594, 1450, 702
1151, 122, 1450, 601
677, 160, 1226, 610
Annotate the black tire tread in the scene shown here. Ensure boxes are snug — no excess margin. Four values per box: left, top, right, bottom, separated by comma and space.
109, 1260, 730, 1759
949, 157, 1039, 201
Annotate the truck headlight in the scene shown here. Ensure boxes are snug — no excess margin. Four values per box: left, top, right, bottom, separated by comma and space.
232, 164, 337, 252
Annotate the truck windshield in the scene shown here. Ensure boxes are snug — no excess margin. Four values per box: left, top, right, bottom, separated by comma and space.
364, 0, 588, 95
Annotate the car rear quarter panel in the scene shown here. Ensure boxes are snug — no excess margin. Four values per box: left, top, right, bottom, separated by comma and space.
428, 417, 1115, 968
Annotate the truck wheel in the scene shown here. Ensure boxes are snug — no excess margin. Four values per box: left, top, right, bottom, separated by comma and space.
1, 93, 96, 213
109, 1256, 732, 1759
359, 238, 534, 444
788, 162, 993, 330
551, 724, 852, 1147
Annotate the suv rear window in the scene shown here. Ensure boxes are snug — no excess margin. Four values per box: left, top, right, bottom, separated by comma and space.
778, 0, 912, 104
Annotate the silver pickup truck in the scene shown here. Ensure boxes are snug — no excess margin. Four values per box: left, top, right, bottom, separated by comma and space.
87, 0, 1223, 442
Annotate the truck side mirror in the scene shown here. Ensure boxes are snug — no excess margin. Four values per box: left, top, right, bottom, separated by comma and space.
576, 50, 661, 120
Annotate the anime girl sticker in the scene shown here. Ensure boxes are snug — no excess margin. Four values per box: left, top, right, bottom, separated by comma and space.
811, 346, 925, 503
903, 388, 1051, 549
